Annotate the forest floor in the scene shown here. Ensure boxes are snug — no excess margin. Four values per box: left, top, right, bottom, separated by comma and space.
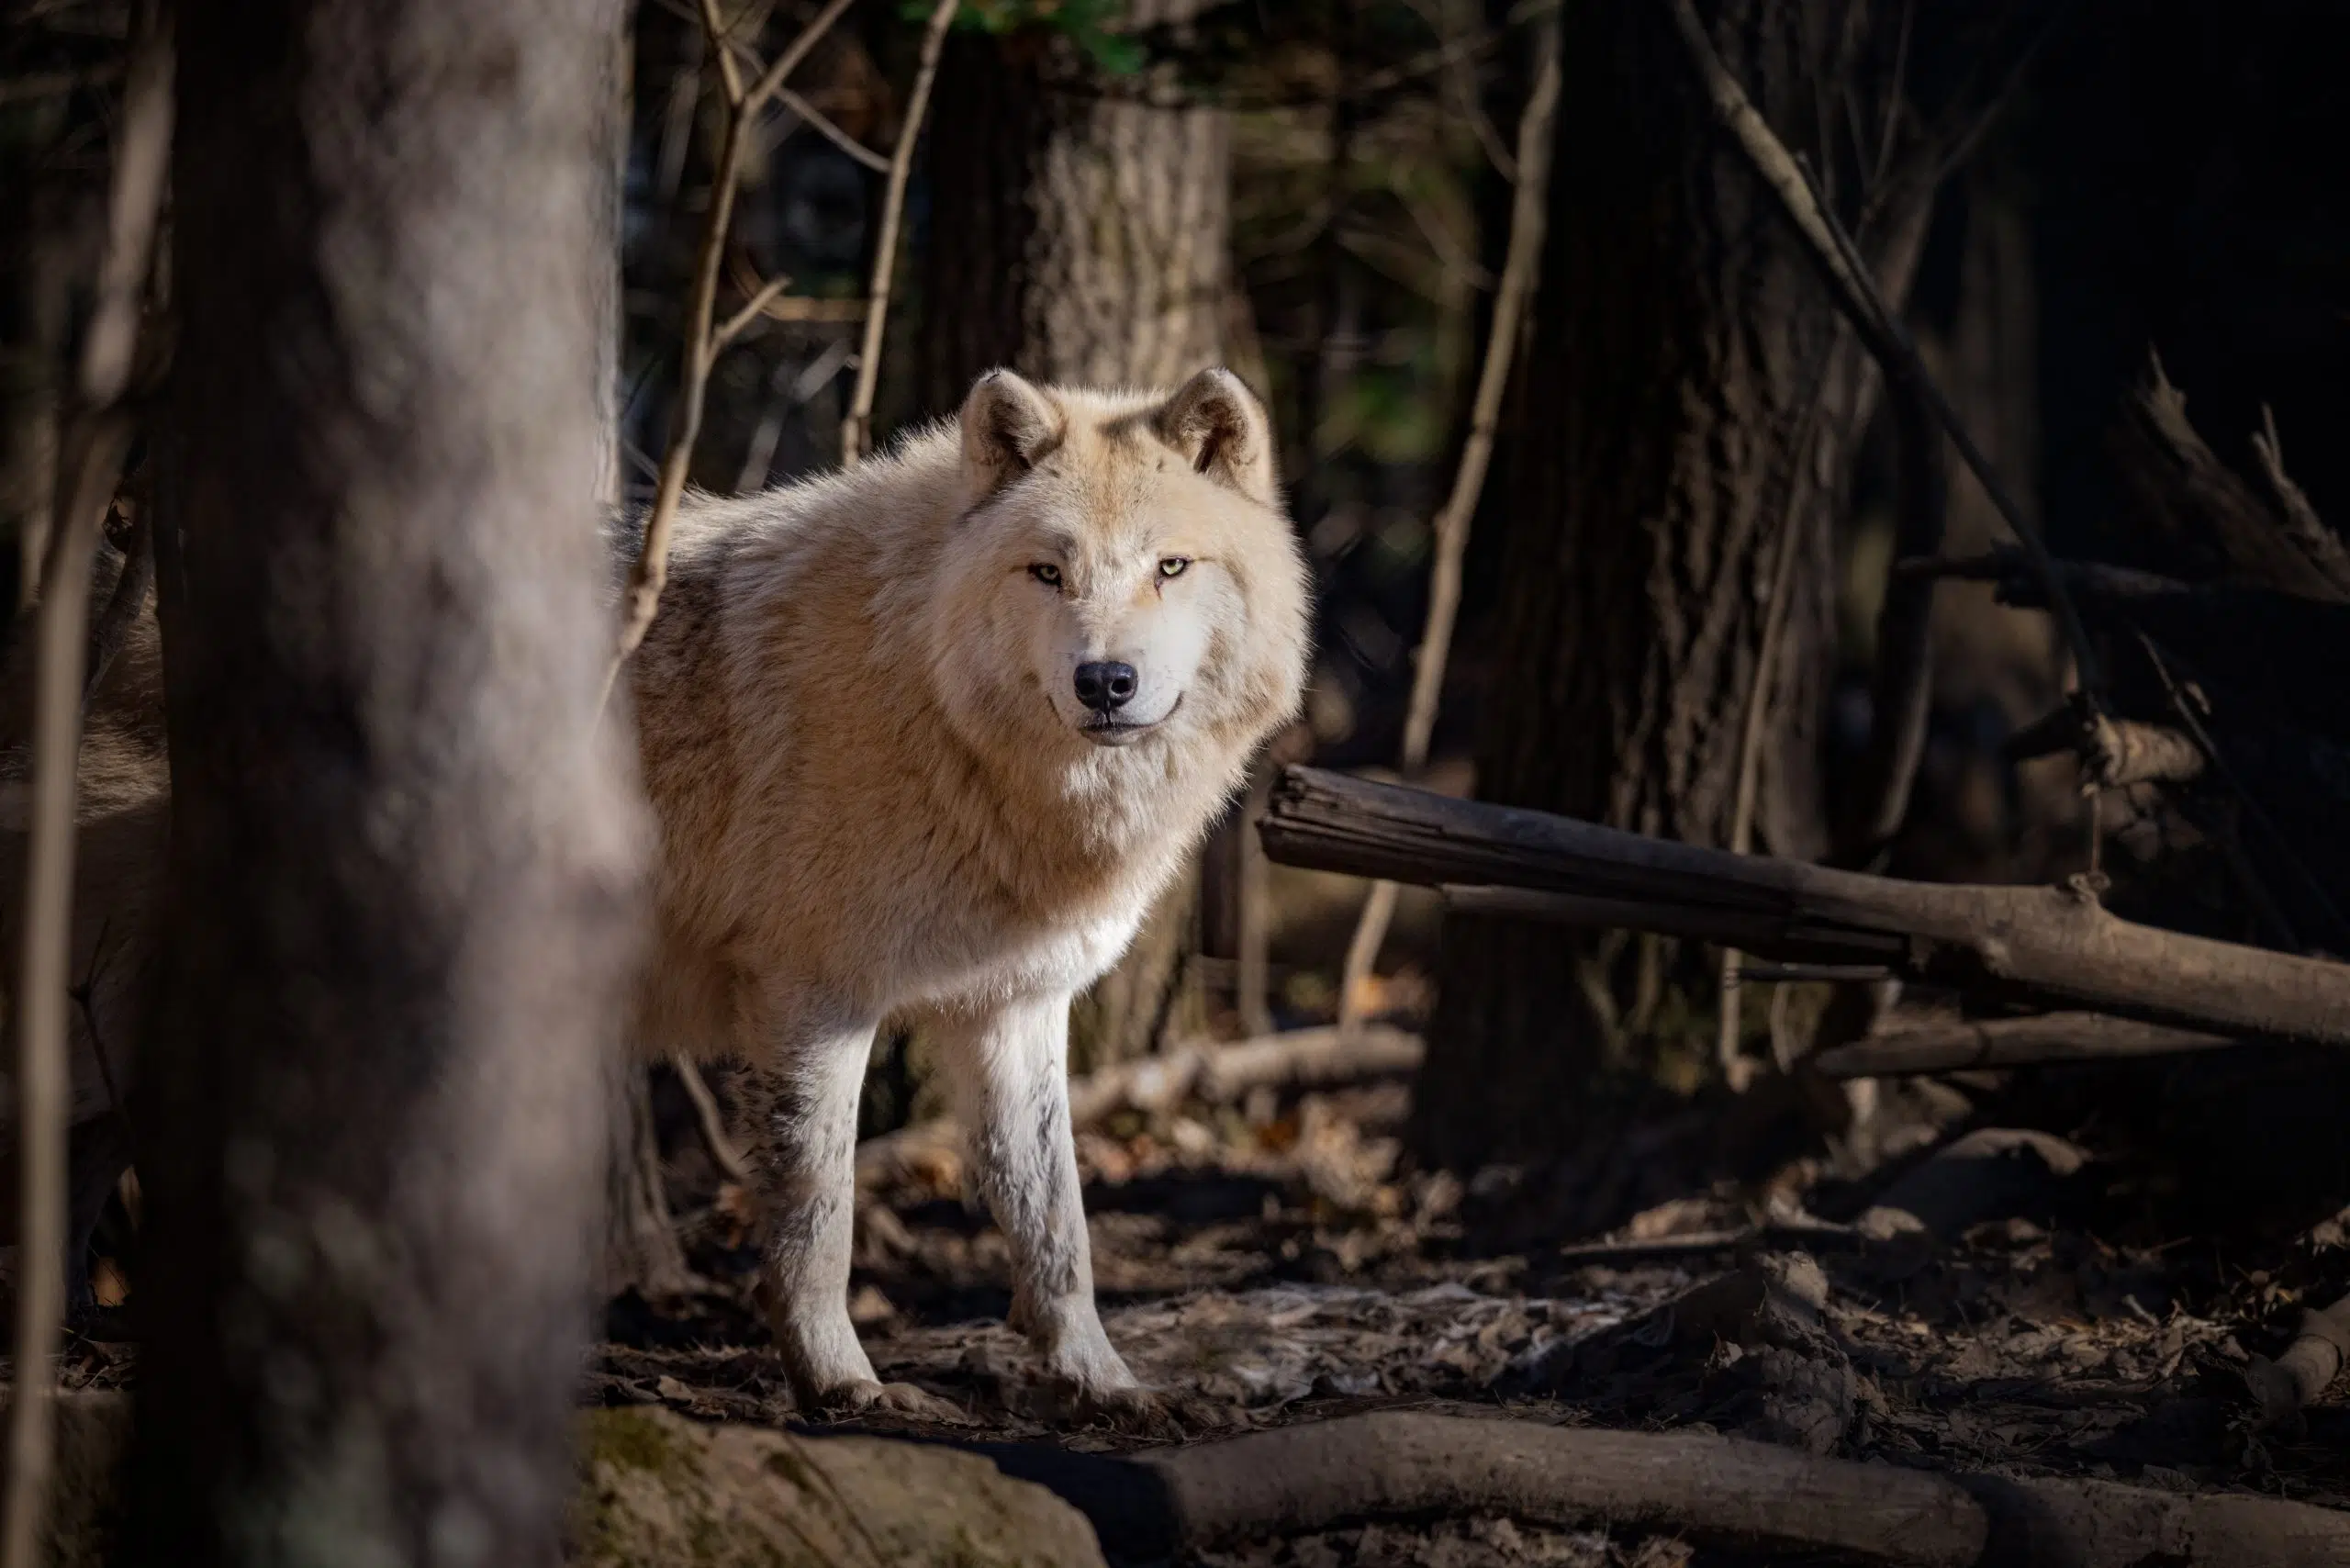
557, 1029, 2350, 1566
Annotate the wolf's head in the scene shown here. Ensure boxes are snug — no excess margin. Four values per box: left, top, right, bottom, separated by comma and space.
927, 368, 1310, 784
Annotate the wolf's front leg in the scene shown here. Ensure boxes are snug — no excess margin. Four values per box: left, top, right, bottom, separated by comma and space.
932, 991, 1138, 1399
741, 1009, 956, 1418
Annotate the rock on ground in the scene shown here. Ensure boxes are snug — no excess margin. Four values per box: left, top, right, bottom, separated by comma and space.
576, 1405, 1108, 1567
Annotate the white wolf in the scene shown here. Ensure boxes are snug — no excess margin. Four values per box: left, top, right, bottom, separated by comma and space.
627, 366, 1310, 1412
1, 367, 1308, 1414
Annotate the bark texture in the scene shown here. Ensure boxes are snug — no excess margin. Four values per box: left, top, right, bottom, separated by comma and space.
1416, 0, 1931, 1166
918, 4, 1231, 410
123, 1, 643, 1562
920, 2, 1234, 1069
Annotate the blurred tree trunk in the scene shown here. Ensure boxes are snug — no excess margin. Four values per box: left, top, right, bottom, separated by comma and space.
121, 0, 643, 1561
1414, 0, 1933, 1168
920, 1, 1233, 1070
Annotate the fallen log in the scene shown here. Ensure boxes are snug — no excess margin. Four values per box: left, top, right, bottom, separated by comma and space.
989, 1411, 1986, 1566
1259, 767, 2350, 1046
980, 1410, 2350, 1567
1810, 1013, 2237, 1079
1071, 1023, 1423, 1126
855, 1025, 1424, 1189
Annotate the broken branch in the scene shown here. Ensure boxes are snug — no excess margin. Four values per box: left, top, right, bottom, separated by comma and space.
1261, 766, 2350, 1045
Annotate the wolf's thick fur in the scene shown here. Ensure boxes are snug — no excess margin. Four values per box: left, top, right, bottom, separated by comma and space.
2, 367, 1310, 1410
627, 368, 1308, 1407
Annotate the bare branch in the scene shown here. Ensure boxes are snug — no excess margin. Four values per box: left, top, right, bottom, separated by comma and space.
1336, 9, 1561, 1029
3, 11, 167, 1560
776, 85, 891, 174
2002, 704, 2206, 791
741, 0, 858, 121
670, 1053, 754, 1187
697, 0, 746, 106
653, 0, 890, 170
840, 0, 957, 466
711, 271, 798, 351
600, 0, 859, 712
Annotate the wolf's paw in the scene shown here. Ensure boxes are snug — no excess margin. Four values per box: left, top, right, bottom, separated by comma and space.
813, 1378, 969, 1424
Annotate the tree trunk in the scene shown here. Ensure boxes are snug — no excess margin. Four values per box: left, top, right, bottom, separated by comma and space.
1415, 0, 1931, 1168
920, 2, 1233, 1070
121, 1, 643, 1560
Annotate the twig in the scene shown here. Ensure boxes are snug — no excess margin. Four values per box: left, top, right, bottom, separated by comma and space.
4, 10, 167, 1560
1335, 9, 1561, 1030
1657, 0, 2102, 710
651, 0, 891, 171
712, 272, 798, 350
1556, 1221, 1864, 1267
601, 0, 859, 714
839, 0, 957, 466
669, 1052, 754, 1187
772, 84, 892, 173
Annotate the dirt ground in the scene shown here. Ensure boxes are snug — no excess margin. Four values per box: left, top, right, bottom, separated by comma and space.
35, 925, 2350, 1564
551, 1023, 2350, 1564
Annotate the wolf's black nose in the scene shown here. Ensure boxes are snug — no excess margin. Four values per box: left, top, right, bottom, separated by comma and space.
1073, 661, 1138, 712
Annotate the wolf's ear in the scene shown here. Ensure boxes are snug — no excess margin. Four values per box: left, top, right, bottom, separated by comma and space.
959, 369, 1062, 495
1154, 368, 1277, 506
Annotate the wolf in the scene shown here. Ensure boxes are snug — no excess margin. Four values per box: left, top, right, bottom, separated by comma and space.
2, 365, 1311, 1416
626, 366, 1310, 1412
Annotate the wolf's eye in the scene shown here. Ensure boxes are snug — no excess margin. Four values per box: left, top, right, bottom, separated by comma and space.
1158, 557, 1191, 579
1029, 563, 1062, 588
